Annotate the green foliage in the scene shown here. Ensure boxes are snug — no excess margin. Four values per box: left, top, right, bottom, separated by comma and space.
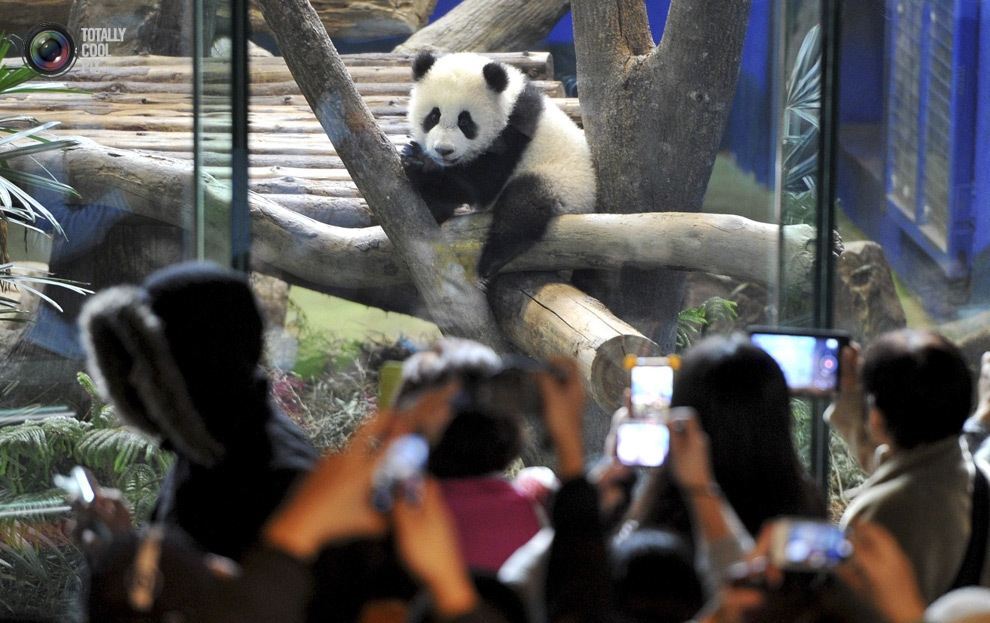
783, 25, 821, 196
0, 374, 171, 619
0, 522, 83, 621
0, 33, 89, 318
675, 296, 738, 351
790, 397, 866, 520
0, 382, 171, 515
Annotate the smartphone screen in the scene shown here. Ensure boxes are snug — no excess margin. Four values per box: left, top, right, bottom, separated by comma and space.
616, 421, 670, 467
771, 519, 852, 571
749, 331, 847, 392
630, 364, 674, 419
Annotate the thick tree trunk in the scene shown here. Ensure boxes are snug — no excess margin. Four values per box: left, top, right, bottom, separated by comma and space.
394, 0, 570, 54
572, 0, 752, 349
145, 0, 221, 56
255, 0, 508, 350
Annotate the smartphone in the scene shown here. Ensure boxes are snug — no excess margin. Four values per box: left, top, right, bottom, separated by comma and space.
748, 327, 850, 392
616, 420, 670, 467
769, 518, 852, 572
371, 434, 429, 512
628, 357, 676, 419
53, 466, 98, 508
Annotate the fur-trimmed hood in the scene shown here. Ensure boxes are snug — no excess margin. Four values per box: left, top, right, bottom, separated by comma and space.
78, 262, 269, 467
79, 284, 224, 466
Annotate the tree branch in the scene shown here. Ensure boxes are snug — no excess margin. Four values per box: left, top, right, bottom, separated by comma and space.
255, 0, 507, 349
394, 0, 570, 54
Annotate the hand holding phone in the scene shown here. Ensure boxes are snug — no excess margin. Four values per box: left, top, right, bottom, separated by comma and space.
768, 518, 852, 572
749, 327, 850, 394
616, 356, 679, 467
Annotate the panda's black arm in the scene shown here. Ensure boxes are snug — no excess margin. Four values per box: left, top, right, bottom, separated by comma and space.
477, 173, 558, 282
400, 141, 471, 223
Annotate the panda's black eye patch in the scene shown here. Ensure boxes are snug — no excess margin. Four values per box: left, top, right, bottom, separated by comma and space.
423, 107, 441, 132
458, 111, 477, 139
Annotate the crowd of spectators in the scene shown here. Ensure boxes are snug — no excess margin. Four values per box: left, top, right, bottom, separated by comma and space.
68, 262, 990, 623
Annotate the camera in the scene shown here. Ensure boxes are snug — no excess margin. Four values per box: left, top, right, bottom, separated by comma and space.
748, 327, 850, 393
768, 518, 852, 572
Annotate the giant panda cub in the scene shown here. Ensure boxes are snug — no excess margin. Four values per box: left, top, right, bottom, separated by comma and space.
401, 51, 596, 282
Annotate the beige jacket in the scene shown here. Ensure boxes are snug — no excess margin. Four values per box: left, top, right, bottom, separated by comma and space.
841, 436, 990, 603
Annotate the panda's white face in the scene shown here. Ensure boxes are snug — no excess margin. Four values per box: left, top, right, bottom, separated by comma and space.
409, 53, 523, 166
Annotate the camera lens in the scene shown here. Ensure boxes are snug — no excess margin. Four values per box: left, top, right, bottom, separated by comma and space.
24, 25, 76, 76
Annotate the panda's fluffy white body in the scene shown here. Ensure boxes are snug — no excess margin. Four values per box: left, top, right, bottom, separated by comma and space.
402, 52, 596, 280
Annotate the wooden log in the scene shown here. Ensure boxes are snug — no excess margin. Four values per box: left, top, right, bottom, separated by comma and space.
395, 0, 569, 54
261, 194, 372, 228
242, 0, 437, 41
17, 138, 815, 290
68, 0, 161, 55
0, 0, 71, 47
40, 79, 565, 98
41, 51, 555, 79
489, 272, 659, 411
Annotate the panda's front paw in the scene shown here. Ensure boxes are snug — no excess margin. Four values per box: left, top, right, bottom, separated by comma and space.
400, 141, 443, 177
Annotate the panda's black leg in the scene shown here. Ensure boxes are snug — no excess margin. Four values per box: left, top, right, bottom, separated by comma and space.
477, 174, 558, 282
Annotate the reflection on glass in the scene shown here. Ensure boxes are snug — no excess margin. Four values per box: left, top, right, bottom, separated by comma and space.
0, 3, 232, 619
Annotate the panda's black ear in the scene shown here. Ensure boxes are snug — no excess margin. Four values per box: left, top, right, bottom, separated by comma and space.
412, 51, 436, 81
483, 62, 509, 93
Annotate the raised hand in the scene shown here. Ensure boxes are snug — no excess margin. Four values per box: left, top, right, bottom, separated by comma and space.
392, 478, 478, 618
535, 357, 586, 480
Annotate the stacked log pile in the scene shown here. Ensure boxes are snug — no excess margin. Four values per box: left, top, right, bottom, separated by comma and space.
1, 52, 566, 227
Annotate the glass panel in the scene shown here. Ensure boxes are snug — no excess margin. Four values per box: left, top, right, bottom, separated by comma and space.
248, 0, 822, 497
0, 2, 232, 618
831, 0, 990, 506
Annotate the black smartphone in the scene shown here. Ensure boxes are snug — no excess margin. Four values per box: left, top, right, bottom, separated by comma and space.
748, 327, 850, 393
769, 518, 852, 572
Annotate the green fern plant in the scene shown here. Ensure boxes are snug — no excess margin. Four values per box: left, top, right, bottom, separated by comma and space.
0, 374, 171, 621
675, 296, 738, 351
0, 373, 172, 520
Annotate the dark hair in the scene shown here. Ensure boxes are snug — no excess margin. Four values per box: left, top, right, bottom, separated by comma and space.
861, 329, 972, 449
609, 530, 704, 623
670, 333, 824, 534
396, 338, 525, 478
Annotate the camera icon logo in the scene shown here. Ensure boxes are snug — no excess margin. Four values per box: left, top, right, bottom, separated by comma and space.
23, 24, 77, 77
